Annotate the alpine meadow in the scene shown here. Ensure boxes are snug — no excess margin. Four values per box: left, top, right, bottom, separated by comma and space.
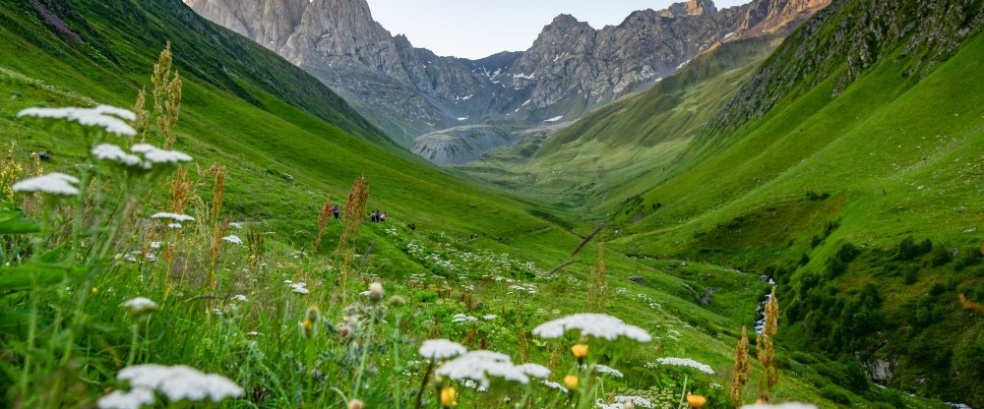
0, 0, 982, 408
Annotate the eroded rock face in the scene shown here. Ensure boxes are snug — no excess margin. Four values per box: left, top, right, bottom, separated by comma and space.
188, 0, 829, 162
410, 125, 518, 166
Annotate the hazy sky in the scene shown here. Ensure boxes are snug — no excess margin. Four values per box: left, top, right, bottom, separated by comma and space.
364, 0, 753, 59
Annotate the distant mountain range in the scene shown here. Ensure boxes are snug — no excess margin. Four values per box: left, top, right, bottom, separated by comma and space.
187, 0, 830, 163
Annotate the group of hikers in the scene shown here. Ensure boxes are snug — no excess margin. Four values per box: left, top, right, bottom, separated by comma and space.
330, 203, 411, 228
369, 209, 388, 223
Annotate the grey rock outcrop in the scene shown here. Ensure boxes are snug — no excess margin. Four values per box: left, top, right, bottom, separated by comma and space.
187, 0, 830, 162
410, 125, 518, 166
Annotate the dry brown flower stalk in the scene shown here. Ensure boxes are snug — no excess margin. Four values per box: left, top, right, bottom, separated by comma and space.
757, 287, 780, 400
312, 196, 332, 252
207, 165, 227, 291
730, 326, 752, 408
150, 42, 182, 148
131, 87, 149, 144
959, 293, 984, 313
335, 172, 369, 256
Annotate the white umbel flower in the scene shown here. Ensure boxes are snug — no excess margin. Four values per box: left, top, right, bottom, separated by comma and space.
96, 387, 155, 409
290, 282, 309, 295
532, 313, 652, 342
131, 144, 192, 165
615, 395, 655, 408
653, 357, 715, 375
418, 339, 467, 360
122, 297, 159, 315
12, 172, 80, 196
592, 364, 624, 378
452, 313, 478, 323
150, 212, 195, 222
741, 403, 818, 409
18, 105, 137, 136
116, 364, 243, 402
92, 144, 143, 167
435, 350, 529, 389
222, 235, 243, 245
516, 363, 551, 379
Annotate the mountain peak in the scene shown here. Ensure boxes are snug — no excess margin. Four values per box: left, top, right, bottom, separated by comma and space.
658, 0, 718, 18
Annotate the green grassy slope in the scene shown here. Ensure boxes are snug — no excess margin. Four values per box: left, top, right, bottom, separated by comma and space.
583, 0, 984, 403
459, 36, 779, 212
0, 0, 584, 266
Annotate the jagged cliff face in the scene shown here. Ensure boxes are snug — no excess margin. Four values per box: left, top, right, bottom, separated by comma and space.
187, 0, 829, 159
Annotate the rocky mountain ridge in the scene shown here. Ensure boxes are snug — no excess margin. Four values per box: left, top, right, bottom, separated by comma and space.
187, 0, 829, 162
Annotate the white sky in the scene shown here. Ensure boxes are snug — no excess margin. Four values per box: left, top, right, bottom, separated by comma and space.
364, 0, 752, 59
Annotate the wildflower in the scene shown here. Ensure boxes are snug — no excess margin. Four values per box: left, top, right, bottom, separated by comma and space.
614, 395, 653, 408
338, 324, 353, 340
419, 339, 467, 360
246, 331, 261, 337
571, 343, 588, 364
388, 295, 407, 306
222, 235, 243, 245
300, 318, 316, 339
482, 314, 497, 320
12, 172, 80, 196
97, 387, 155, 409
451, 313, 477, 323
91, 287, 98, 295
435, 350, 529, 389
516, 363, 551, 379
130, 144, 192, 165
167, 223, 182, 229
92, 144, 143, 167
543, 380, 567, 391
289, 282, 309, 295
231, 294, 248, 302
122, 297, 159, 316
348, 399, 364, 409
653, 357, 715, 375
563, 374, 579, 389
592, 364, 623, 378
18, 105, 137, 136
150, 212, 194, 222
740, 404, 817, 409
112, 364, 243, 402
532, 313, 651, 342
440, 386, 457, 407
368, 281, 384, 302
687, 393, 707, 408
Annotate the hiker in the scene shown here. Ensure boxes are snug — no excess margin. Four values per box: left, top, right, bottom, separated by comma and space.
380, 212, 388, 222
332, 204, 340, 219
408, 223, 416, 231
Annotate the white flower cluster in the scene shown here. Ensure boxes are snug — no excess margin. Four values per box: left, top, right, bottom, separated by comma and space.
418, 339, 467, 360
231, 294, 248, 302
651, 357, 715, 375
592, 364, 624, 378
97, 364, 243, 409
596, 396, 655, 409
12, 172, 80, 196
150, 212, 195, 222
222, 235, 243, 245
435, 350, 548, 389
92, 143, 192, 170
285, 281, 309, 295
452, 313, 478, 324
532, 313, 652, 342
19, 105, 137, 136
122, 297, 159, 315
507, 284, 537, 295
741, 404, 818, 409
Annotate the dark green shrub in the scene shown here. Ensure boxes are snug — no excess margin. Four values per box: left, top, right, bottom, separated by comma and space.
820, 385, 853, 405
827, 257, 847, 278
897, 236, 932, 260
903, 266, 918, 285
931, 246, 953, 267
837, 242, 861, 263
